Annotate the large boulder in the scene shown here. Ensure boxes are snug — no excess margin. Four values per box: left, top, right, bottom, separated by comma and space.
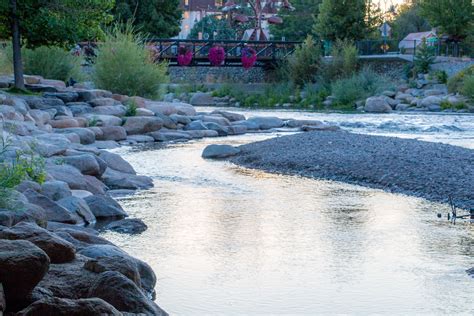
420, 95, 442, 108
23, 189, 78, 224
190, 92, 214, 106
285, 119, 323, 128
101, 168, 153, 190
88, 98, 119, 108
0, 240, 50, 308
364, 96, 392, 113
123, 116, 163, 135
184, 120, 208, 131
145, 101, 196, 116
76, 89, 113, 102
41, 180, 72, 201
33, 134, 71, 156
97, 126, 127, 141
149, 131, 192, 142
51, 228, 114, 251
247, 116, 284, 129
84, 256, 141, 287
0, 222, 75, 263
83, 175, 108, 195
210, 110, 245, 122
80, 114, 123, 127
104, 218, 147, 234
55, 128, 96, 145
66, 102, 93, 116
57, 196, 96, 226
87, 271, 167, 315
45, 164, 88, 190
50, 118, 80, 129
98, 151, 136, 174
92, 105, 126, 117
59, 154, 101, 176
203, 122, 229, 136
16, 297, 121, 316
44, 92, 79, 103
83, 195, 128, 219
202, 144, 240, 159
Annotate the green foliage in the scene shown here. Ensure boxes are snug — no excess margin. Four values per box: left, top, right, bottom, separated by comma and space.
413, 39, 435, 74
188, 15, 236, 40
331, 68, 395, 106
0, 0, 114, 46
211, 84, 235, 98
22, 46, 83, 82
113, 0, 182, 38
125, 100, 138, 117
269, 0, 321, 41
432, 70, 448, 84
447, 65, 474, 93
461, 75, 474, 100
440, 99, 468, 110
300, 83, 329, 108
88, 116, 99, 127
0, 44, 12, 75
314, 0, 367, 41
93, 23, 169, 99
287, 36, 322, 86
317, 39, 359, 85
391, 3, 431, 40
419, 0, 473, 40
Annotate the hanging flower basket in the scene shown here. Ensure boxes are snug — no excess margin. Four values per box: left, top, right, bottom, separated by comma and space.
177, 46, 193, 66
241, 47, 257, 69
208, 46, 226, 66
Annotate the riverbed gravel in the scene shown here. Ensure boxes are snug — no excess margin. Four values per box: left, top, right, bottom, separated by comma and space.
229, 131, 474, 209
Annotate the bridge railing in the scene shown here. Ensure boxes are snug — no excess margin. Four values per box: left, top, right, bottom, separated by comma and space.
148, 38, 302, 66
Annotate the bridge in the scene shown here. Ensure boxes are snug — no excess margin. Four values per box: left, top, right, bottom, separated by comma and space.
149, 38, 473, 67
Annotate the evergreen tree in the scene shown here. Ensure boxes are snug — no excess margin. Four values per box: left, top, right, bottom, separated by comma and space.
113, 0, 182, 38
414, 38, 435, 74
269, 0, 321, 42
188, 15, 236, 40
314, 0, 367, 41
391, 2, 431, 40
419, 0, 473, 41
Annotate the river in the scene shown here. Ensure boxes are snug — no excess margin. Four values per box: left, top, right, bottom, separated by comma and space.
102, 111, 474, 314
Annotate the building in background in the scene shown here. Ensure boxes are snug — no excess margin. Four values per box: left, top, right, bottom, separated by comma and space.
178, 0, 223, 39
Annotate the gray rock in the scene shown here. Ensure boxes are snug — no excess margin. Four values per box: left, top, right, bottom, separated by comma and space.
46, 164, 88, 190
44, 92, 79, 103
123, 116, 163, 135
420, 96, 442, 107
286, 119, 323, 128
184, 120, 208, 131
210, 110, 245, 122
84, 195, 128, 219
59, 154, 101, 176
15, 180, 41, 193
170, 114, 192, 125
0, 222, 75, 263
247, 116, 284, 129
101, 168, 153, 190
66, 102, 93, 115
202, 144, 240, 159
150, 131, 192, 142
154, 113, 177, 129
232, 120, 260, 130
76, 89, 112, 102
301, 124, 340, 131
41, 180, 72, 201
88, 98, 119, 108
198, 115, 231, 126
55, 128, 96, 145
104, 218, 148, 234
80, 114, 123, 127
228, 125, 247, 135
0, 240, 50, 307
364, 97, 392, 113
428, 104, 442, 112
99, 151, 136, 175
190, 92, 214, 106
97, 126, 127, 141
16, 297, 121, 316
84, 256, 141, 287
92, 105, 126, 117
127, 135, 155, 143
23, 189, 78, 224
57, 196, 96, 226
83, 175, 108, 195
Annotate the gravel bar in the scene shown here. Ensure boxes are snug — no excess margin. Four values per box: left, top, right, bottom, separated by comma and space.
229, 131, 474, 209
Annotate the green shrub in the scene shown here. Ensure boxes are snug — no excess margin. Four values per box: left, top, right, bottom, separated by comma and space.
125, 100, 138, 116
448, 65, 474, 93
288, 36, 322, 86
301, 84, 329, 108
461, 75, 474, 100
93, 23, 169, 99
433, 70, 448, 84
331, 68, 395, 107
211, 83, 234, 98
0, 44, 12, 75
22, 46, 83, 82
318, 39, 359, 86
413, 39, 435, 75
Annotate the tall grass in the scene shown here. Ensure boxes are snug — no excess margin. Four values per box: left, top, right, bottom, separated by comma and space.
0, 44, 13, 75
93, 23, 169, 99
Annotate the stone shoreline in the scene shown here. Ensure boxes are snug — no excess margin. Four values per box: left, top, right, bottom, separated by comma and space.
228, 130, 474, 210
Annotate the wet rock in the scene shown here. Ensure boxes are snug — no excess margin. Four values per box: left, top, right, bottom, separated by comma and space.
190, 92, 214, 106
23, 189, 77, 224
0, 240, 50, 308
301, 124, 340, 131
84, 195, 128, 220
16, 297, 121, 316
232, 120, 260, 130
97, 126, 127, 141
44, 92, 79, 103
123, 116, 163, 135
202, 144, 240, 159
203, 122, 229, 136
101, 168, 153, 190
127, 135, 155, 143
84, 256, 141, 287
104, 218, 147, 234
83, 175, 108, 195
59, 154, 101, 176
247, 116, 284, 129
0, 222, 75, 263
88, 271, 167, 315
150, 131, 192, 142
228, 125, 247, 135
210, 110, 245, 122
155, 113, 177, 129
57, 196, 96, 226
185, 120, 207, 131
41, 180, 72, 201
55, 128, 96, 145
364, 96, 392, 113
99, 151, 136, 175
286, 119, 323, 128
45, 164, 88, 190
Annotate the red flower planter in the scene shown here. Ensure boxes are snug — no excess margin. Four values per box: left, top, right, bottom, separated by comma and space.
177, 46, 193, 66
208, 46, 226, 66
241, 47, 257, 69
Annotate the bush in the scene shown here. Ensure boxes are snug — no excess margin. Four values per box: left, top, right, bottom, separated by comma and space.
288, 36, 322, 86
318, 39, 358, 86
461, 75, 474, 100
93, 23, 169, 99
331, 68, 395, 107
22, 46, 83, 82
125, 100, 138, 117
0, 45, 12, 75
413, 39, 435, 75
433, 70, 448, 84
448, 65, 474, 93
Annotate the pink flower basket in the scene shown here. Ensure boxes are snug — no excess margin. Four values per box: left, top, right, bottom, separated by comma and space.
177, 46, 193, 66
241, 47, 257, 69
208, 46, 226, 66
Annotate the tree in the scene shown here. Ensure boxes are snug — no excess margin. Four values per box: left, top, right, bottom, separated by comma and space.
188, 15, 236, 40
413, 38, 435, 74
391, 2, 431, 40
419, 0, 473, 41
314, 0, 367, 41
113, 0, 182, 38
269, 0, 321, 42
0, 0, 114, 89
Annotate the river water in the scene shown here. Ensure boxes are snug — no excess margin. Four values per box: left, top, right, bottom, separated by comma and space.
102, 111, 474, 315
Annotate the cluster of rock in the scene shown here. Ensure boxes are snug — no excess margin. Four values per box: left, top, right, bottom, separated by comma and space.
0, 74, 340, 315
362, 75, 472, 113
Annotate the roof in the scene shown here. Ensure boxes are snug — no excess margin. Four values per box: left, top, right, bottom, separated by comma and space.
399, 31, 438, 49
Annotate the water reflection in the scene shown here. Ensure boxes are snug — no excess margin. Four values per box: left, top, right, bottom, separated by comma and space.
102, 134, 473, 314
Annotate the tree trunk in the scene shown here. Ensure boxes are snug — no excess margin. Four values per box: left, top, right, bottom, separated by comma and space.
10, 0, 25, 90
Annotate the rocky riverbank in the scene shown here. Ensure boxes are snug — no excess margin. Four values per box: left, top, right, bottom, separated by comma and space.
227, 130, 474, 210
0, 75, 341, 315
